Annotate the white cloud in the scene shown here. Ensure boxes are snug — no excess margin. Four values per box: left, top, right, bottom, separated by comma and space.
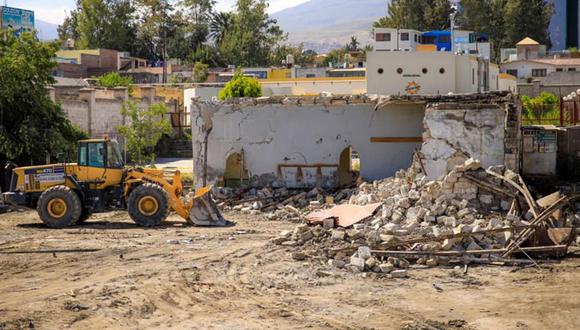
215, 0, 310, 13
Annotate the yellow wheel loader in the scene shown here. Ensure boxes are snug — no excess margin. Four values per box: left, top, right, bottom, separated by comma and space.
1, 138, 228, 228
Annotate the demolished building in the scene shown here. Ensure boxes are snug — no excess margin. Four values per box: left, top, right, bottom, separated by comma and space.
190, 92, 521, 189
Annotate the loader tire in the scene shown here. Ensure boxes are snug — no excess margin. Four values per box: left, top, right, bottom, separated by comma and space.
127, 183, 169, 227
37, 186, 82, 228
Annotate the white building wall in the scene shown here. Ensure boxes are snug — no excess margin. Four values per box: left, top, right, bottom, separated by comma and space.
191, 101, 425, 188
261, 80, 367, 96
367, 52, 464, 95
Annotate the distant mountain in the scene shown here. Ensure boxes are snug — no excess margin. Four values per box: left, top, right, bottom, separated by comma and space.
36, 20, 59, 41
272, 0, 390, 53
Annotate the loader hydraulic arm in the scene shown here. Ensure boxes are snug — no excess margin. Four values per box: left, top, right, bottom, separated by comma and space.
124, 169, 191, 220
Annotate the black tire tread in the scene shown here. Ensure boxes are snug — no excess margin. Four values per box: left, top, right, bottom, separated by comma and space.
37, 185, 82, 228
127, 183, 169, 227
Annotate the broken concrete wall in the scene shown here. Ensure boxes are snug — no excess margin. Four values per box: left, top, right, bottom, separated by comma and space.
421, 103, 506, 180
193, 92, 519, 189
192, 98, 425, 188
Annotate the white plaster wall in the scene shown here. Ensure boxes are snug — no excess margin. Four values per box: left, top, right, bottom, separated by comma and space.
367, 51, 458, 95
500, 61, 557, 81
92, 99, 124, 136
261, 80, 367, 96
421, 106, 506, 180
454, 56, 479, 94
192, 102, 425, 188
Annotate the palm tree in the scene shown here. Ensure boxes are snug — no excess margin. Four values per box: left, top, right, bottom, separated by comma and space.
209, 11, 233, 45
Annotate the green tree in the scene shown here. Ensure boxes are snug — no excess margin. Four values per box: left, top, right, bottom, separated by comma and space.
193, 61, 209, 83
209, 11, 234, 45
346, 36, 360, 52
373, 0, 453, 31
218, 69, 262, 100
323, 48, 347, 68
218, 0, 286, 66
270, 44, 317, 67
0, 32, 87, 188
458, 0, 552, 62
117, 101, 172, 165
504, 0, 553, 47
72, 0, 136, 51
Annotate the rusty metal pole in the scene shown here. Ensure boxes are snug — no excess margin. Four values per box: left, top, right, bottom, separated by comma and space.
572, 100, 578, 126
560, 97, 564, 127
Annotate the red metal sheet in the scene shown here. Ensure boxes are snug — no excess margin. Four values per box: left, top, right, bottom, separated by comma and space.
305, 203, 382, 227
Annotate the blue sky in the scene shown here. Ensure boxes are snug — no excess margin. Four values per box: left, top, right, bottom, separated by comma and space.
12, 0, 309, 24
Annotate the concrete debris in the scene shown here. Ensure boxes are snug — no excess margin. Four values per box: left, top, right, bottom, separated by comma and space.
269, 157, 577, 275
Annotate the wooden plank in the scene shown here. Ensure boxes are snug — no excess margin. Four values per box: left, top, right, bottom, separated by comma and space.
370, 137, 423, 143
372, 245, 568, 258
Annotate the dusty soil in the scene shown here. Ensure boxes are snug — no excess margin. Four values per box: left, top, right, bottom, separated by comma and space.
1, 210, 580, 330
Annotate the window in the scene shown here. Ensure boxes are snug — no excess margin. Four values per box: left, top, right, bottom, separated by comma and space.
556, 68, 564, 72
397, 68, 403, 74
306, 74, 316, 78
472, 68, 475, 85
414, 34, 418, 42
88, 143, 106, 168
506, 69, 518, 77
377, 68, 384, 74
422, 36, 436, 44
439, 68, 446, 74
400, 32, 409, 41
78, 142, 87, 166
422, 68, 428, 74
107, 142, 124, 168
532, 69, 547, 77
376, 33, 391, 42
569, 68, 577, 72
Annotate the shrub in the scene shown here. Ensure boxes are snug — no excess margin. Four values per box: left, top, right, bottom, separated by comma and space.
218, 69, 262, 100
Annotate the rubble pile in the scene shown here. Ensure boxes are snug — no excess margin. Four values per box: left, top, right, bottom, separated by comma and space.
272, 158, 578, 275
216, 186, 353, 221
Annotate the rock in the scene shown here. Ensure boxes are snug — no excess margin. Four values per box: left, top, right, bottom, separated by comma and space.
331, 230, 346, 241
298, 230, 313, 243
479, 194, 493, 205
467, 241, 483, 251
379, 263, 395, 273
426, 258, 438, 267
350, 256, 366, 272
357, 246, 372, 259
328, 259, 346, 269
292, 252, 307, 261
391, 270, 408, 278
365, 257, 378, 268
346, 229, 364, 240
322, 218, 335, 229
441, 239, 455, 250
272, 237, 289, 245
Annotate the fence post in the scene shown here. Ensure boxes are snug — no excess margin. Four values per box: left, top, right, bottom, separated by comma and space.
572, 100, 578, 126
560, 97, 564, 127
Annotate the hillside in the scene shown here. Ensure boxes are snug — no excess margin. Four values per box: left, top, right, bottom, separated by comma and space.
36, 19, 59, 41
272, 0, 390, 53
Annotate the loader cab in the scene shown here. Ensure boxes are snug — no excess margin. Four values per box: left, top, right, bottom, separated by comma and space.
77, 139, 124, 169
74, 139, 125, 188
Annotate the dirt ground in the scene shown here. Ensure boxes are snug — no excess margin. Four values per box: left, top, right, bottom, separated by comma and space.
1, 210, 580, 330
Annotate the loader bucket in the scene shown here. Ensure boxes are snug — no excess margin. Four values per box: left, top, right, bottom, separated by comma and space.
187, 186, 231, 227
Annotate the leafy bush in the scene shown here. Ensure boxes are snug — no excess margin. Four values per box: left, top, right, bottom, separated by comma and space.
97, 72, 133, 91
218, 69, 262, 100
521, 92, 560, 124
193, 61, 209, 83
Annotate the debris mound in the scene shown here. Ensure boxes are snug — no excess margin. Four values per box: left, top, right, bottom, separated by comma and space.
273, 158, 579, 275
